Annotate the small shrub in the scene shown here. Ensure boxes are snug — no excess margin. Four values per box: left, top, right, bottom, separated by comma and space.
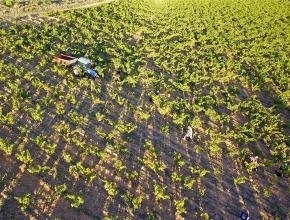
15, 193, 30, 211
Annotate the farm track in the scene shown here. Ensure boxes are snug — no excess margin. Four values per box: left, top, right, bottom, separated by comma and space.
0, 0, 117, 20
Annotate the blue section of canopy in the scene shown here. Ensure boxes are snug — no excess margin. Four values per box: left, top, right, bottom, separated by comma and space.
87, 69, 97, 76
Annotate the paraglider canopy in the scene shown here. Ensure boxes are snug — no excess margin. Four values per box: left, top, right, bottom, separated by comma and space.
78, 57, 93, 65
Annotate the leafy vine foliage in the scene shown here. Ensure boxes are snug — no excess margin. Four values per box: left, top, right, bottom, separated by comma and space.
0, 0, 289, 219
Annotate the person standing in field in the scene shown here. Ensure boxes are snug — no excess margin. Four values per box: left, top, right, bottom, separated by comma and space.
183, 126, 193, 141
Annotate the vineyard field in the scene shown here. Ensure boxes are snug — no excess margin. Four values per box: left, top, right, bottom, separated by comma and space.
0, 0, 289, 219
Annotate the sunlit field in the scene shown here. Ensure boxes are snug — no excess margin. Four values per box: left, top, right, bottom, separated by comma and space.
0, 0, 289, 219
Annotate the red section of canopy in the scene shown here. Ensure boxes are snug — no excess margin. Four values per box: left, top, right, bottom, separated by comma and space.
52, 53, 78, 65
